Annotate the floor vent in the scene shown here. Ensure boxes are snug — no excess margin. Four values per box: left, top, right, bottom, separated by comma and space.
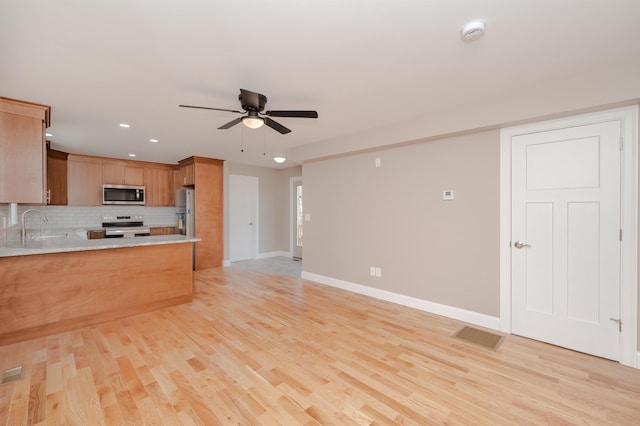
454, 326, 504, 350
1, 366, 24, 385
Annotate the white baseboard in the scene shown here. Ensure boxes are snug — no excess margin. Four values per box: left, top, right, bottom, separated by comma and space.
222, 259, 231, 267
637, 351, 640, 369
256, 251, 290, 259
301, 271, 501, 331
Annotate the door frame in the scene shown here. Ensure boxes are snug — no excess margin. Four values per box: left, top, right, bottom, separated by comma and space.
229, 174, 259, 262
290, 176, 302, 257
499, 106, 638, 368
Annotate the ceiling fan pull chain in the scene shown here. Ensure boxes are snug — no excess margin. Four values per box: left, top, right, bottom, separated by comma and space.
240, 124, 245, 153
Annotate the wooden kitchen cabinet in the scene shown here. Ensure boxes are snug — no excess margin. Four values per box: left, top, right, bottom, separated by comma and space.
0, 242, 193, 345
67, 154, 103, 206
46, 147, 68, 205
150, 226, 176, 236
103, 163, 144, 185
67, 154, 175, 206
144, 165, 174, 206
178, 156, 223, 269
87, 229, 106, 239
178, 162, 195, 186
0, 97, 51, 204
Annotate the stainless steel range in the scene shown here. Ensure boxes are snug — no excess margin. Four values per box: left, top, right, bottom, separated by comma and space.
102, 214, 150, 238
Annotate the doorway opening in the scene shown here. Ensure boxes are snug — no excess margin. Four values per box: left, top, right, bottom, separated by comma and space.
291, 177, 303, 260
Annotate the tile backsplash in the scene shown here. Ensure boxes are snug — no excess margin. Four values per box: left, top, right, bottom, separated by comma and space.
0, 204, 177, 245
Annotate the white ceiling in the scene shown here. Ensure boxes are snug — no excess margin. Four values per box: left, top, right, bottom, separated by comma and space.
2, 0, 640, 168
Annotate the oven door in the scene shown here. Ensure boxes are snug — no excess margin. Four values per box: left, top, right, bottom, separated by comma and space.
105, 228, 150, 238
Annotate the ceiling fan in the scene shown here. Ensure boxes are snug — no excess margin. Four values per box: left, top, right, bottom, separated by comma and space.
179, 88, 318, 134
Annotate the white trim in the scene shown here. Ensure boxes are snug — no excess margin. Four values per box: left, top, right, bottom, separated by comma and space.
256, 250, 290, 259
302, 271, 500, 331
290, 176, 302, 257
500, 105, 638, 368
222, 259, 231, 267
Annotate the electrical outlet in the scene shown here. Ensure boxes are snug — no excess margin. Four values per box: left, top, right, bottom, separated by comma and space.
375, 267, 382, 277
442, 190, 455, 200
370, 266, 376, 276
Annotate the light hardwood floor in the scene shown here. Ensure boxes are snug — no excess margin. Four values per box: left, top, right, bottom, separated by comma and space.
1, 267, 639, 425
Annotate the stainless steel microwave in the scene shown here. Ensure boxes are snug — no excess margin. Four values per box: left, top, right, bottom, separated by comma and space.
102, 184, 145, 205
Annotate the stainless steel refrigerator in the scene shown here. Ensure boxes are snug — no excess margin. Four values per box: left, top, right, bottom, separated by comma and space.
175, 188, 195, 269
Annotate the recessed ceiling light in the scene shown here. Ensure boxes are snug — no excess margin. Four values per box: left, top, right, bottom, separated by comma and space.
128, 153, 136, 157
149, 139, 158, 143
461, 20, 486, 42
119, 123, 130, 128
45, 132, 53, 137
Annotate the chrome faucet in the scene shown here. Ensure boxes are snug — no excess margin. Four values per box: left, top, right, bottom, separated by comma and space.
21, 208, 48, 243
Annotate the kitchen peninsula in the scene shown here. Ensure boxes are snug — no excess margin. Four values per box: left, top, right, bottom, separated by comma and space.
0, 234, 198, 345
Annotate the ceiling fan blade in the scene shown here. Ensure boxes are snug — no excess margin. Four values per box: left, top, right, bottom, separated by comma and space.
266, 110, 318, 118
218, 117, 243, 129
239, 89, 262, 111
179, 105, 243, 114
264, 117, 291, 134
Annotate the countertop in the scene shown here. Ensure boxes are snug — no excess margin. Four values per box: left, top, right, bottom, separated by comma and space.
0, 231, 199, 258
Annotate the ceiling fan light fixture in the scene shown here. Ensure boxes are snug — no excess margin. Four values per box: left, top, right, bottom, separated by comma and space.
273, 156, 286, 164
242, 116, 264, 129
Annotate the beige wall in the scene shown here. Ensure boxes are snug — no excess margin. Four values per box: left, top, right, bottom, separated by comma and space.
303, 130, 500, 316
224, 163, 302, 260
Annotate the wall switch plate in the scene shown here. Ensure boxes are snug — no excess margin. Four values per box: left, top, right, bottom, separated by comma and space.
442, 190, 455, 200
370, 266, 376, 276
304, 213, 311, 222
375, 267, 382, 277
375, 157, 381, 167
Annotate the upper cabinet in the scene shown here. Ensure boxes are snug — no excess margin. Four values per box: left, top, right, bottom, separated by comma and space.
0, 97, 51, 204
67, 154, 176, 206
144, 165, 174, 206
47, 146, 68, 205
102, 163, 144, 186
178, 161, 195, 186
67, 155, 103, 206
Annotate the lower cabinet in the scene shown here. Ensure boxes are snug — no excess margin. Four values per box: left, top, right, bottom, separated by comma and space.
150, 226, 176, 236
0, 243, 193, 345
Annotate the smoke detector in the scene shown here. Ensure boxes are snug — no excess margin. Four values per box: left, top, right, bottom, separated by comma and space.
461, 20, 486, 42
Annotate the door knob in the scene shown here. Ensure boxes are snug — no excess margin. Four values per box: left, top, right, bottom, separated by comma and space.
514, 241, 531, 249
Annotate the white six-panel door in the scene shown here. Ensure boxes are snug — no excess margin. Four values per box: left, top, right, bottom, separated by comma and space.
511, 121, 621, 361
